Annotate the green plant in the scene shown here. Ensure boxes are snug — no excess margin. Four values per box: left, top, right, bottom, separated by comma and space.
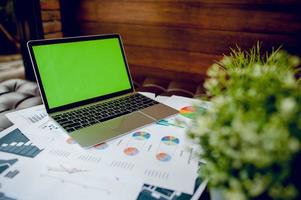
188, 44, 301, 200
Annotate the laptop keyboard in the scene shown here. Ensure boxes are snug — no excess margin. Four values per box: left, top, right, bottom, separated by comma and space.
52, 93, 159, 133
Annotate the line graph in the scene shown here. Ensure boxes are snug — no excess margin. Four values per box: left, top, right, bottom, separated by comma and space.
39, 174, 111, 195
47, 165, 88, 174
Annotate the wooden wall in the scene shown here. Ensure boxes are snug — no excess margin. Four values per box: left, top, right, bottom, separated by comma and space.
75, 0, 301, 83
40, 0, 63, 39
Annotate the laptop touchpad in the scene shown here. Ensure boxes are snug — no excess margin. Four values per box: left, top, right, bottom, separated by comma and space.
72, 112, 154, 148
107, 111, 155, 132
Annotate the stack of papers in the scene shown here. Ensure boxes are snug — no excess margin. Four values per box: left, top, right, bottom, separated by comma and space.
0, 93, 209, 200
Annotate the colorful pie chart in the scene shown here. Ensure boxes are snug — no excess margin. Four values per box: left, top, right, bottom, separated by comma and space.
161, 136, 180, 145
94, 142, 109, 150
124, 147, 139, 156
66, 137, 76, 144
132, 131, 151, 140
156, 152, 172, 162
179, 106, 196, 119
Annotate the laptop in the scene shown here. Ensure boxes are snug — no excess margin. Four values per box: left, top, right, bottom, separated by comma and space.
27, 34, 178, 148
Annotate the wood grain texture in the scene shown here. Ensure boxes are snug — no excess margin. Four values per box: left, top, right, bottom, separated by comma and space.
43, 21, 62, 34
80, 22, 300, 55
40, 0, 60, 10
130, 65, 207, 83
125, 45, 221, 74
44, 32, 63, 39
76, 0, 301, 82
42, 11, 61, 21
79, 0, 301, 4
78, 1, 301, 34
126, 45, 220, 83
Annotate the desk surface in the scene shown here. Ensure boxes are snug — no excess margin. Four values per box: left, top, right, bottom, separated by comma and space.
0, 94, 209, 200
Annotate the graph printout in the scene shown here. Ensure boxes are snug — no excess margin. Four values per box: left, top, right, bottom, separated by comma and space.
5, 95, 202, 194
0, 158, 18, 175
34, 121, 198, 194
136, 177, 208, 200
1, 155, 141, 200
164, 95, 211, 112
0, 192, 16, 200
23, 114, 199, 194
6, 105, 47, 127
96, 123, 199, 194
0, 126, 42, 158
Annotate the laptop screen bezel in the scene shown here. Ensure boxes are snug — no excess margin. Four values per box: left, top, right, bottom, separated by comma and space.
27, 34, 135, 114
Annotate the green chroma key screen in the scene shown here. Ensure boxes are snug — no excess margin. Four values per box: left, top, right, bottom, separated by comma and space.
32, 38, 131, 109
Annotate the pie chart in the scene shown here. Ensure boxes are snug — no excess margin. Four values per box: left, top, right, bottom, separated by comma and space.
66, 137, 76, 144
132, 131, 151, 140
156, 152, 172, 162
179, 106, 196, 119
161, 136, 180, 145
124, 147, 139, 156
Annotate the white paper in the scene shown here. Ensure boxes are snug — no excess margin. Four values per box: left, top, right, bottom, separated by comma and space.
20, 117, 68, 148
4, 96, 200, 194
138, 92, 156, 100
1, 152, 141, 200
137, 177, 208, 200
0, 128, 141, 200
164, 95, 211, 110
22, 118, 198, 193
98, 123, 199, 194
5, 105, 47, 127
0, 147, 34, 183
155, 95, 170, 103
162, 95, 209, 126
0, 125, 43, 160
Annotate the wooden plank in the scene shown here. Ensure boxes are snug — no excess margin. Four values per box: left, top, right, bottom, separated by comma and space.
43, 21, 62, 34
200, 0, 301, 5
125, 45, 220, 83
79, 22, 301, 55
124, 45, 220, 75
81, 0, 300, 4
78, 1, 301, 34
126, 45, 221, 83
42, 11, 61, 21
40, 0, 60, 10
79, 0, 97, 20
130, 65, 206, 83
44, 32, 63, 39
81, 0, 300, 11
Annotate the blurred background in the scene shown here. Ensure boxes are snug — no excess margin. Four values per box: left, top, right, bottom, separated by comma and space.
1, 0, 301, 97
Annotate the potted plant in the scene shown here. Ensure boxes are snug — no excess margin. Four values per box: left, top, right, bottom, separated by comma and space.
188, 44, 301, 200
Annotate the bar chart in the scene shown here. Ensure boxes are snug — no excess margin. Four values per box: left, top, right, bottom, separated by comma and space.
27, 113, 47, 123
0, 192, 16, 200
0, 158, 18, 174
0, 129, 42, 158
